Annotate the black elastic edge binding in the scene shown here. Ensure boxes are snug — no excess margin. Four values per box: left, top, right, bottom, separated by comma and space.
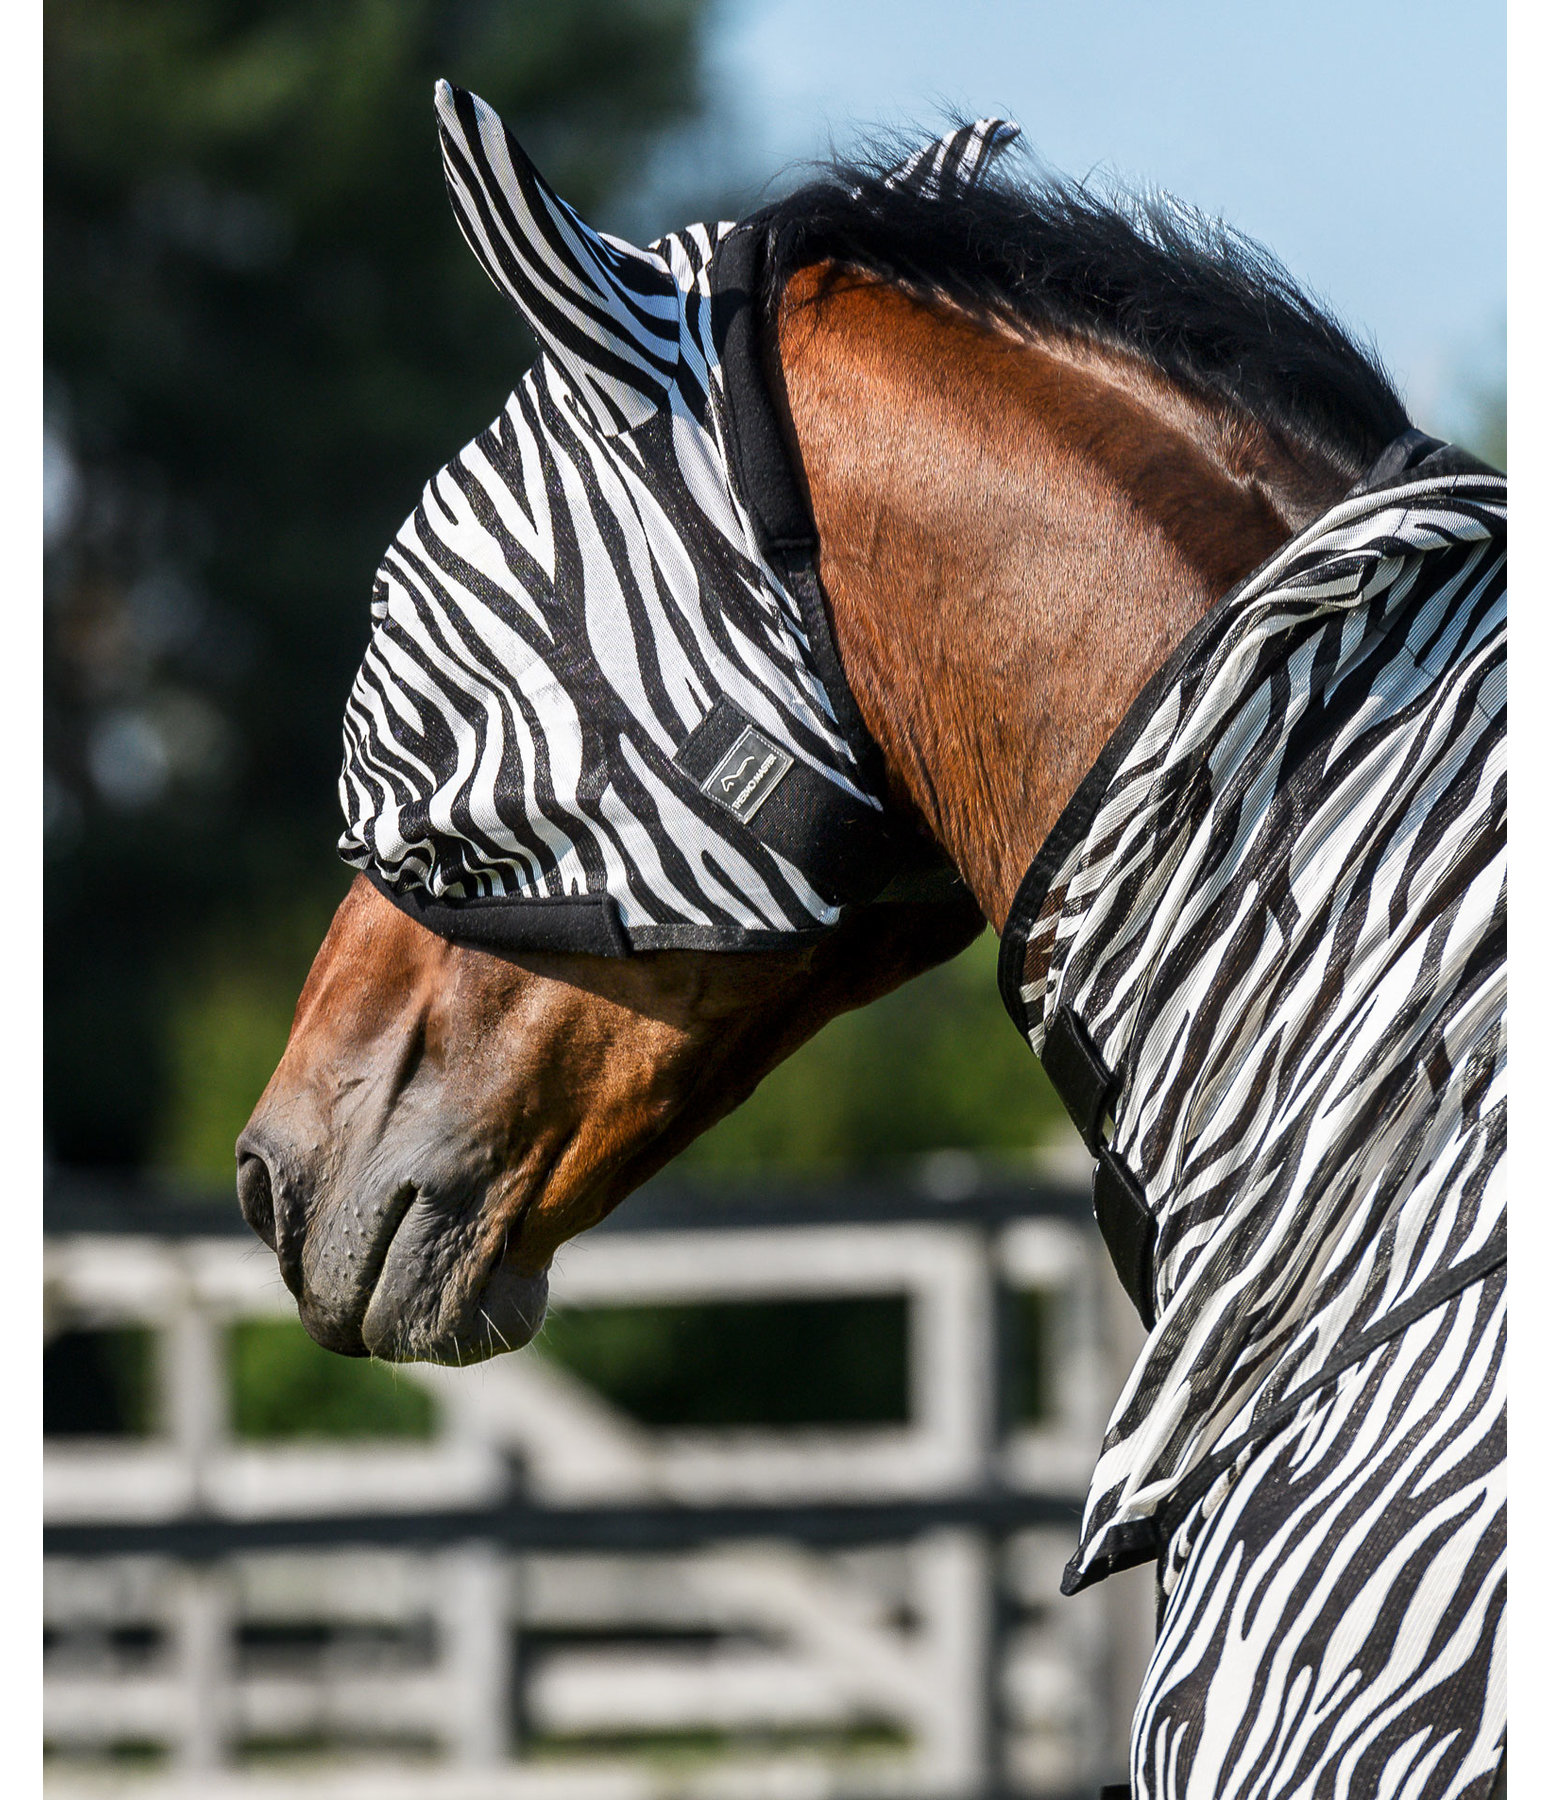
366, 873, 893, 957
708, 223, 887, 782
1059, 1518, 1161, 1596
1152, 1220, 1506, 1547
366, 869, 630, 958
994, 432, 1501, 1040
1093, 1147, 1157, 1329
1041, 1006, 1117, 1152
994, 578, 1240, 1041
709, 222, 817, 554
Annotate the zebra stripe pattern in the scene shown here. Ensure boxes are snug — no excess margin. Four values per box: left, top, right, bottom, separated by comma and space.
337, 85, 1016, 948
1136, 1270, 1503, 1797
1001, 456, 1505, 1566
878, 116, 1021, 200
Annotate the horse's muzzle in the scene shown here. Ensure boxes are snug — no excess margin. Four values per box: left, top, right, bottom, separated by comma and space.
234, 1128, 547, 1364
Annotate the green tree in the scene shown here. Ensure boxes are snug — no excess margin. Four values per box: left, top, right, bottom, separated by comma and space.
45, 0, 712, 1165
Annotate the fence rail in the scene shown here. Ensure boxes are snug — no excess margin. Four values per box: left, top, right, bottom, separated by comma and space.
44, 1158, 1150, 1800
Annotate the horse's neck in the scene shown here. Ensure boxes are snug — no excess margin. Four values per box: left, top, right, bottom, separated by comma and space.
774, 268, 1354, 927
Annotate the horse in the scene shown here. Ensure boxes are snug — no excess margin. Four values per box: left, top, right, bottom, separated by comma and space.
237, 86, 1505, 1798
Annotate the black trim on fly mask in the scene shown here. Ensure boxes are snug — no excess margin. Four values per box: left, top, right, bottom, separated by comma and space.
708, 225, 892, 798
365, 870, 630, 958
708, 220, 962, 906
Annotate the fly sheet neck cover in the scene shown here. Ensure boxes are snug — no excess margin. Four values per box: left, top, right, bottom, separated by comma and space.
995, 440, 1506, 1593
338, 84, 1017, 955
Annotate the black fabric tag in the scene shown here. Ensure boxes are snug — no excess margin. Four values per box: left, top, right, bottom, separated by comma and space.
674, 697, 899, 905
699, 724, 795, 824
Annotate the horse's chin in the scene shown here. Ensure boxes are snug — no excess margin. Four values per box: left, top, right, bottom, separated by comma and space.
362, 1251, 549, 1366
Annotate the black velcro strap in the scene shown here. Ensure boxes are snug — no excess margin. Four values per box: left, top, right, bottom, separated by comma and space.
1093, 1147, 1157, 1329
1042, 1006, 1157, 1324
1041, 1006, 1118, 1151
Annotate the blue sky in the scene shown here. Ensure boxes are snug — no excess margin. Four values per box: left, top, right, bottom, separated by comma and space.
695, 0, 1504, 438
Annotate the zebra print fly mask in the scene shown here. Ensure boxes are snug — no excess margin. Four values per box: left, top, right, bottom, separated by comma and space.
338, 85, 1018, 954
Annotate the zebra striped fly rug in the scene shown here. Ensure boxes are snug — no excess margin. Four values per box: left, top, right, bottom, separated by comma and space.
996, 439, 1505, 1590
998, 439, 1505, 1795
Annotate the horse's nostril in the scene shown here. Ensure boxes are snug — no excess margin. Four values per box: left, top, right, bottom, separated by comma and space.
236, 1150, 277, 1250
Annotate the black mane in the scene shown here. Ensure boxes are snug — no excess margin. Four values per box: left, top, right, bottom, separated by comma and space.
756, 140, 1410, 484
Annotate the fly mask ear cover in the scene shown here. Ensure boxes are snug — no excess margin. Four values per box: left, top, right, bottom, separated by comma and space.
337, 86, 1018, 955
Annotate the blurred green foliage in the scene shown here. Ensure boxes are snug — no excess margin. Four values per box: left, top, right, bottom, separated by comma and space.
1005, 1289, 1050, 1425
536, 1283, 1058, 1428
153, 881, 350, 1179
682, 931, 1067, 1172
537, 1295, 911, 1426
46, 0, 711, 1167
43, 1327, 157, 1436
228, 1318, 437, 1438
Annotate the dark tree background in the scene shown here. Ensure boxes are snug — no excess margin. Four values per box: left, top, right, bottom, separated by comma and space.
45, 0, 713, 1167
45, 0, 1069, 1186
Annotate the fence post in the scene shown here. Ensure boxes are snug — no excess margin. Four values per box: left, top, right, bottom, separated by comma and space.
437, 1542, 512, 1765
171, 1563, 234, 1772
915, 1526, 995, 1796
162, 1259, 227, 1509
913, 1225, 999, 1487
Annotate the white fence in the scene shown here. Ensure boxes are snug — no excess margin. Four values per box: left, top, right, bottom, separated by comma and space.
44, 1166, 1151, 1800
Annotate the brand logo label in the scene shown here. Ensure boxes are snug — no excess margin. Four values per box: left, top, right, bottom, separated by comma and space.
702, 727, 793, 825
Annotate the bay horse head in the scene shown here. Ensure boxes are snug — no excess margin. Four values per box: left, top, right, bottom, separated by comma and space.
238, 85, 1408, 1364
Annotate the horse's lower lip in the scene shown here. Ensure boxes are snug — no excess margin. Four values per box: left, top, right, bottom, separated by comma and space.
357, 1189, 548, 1363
